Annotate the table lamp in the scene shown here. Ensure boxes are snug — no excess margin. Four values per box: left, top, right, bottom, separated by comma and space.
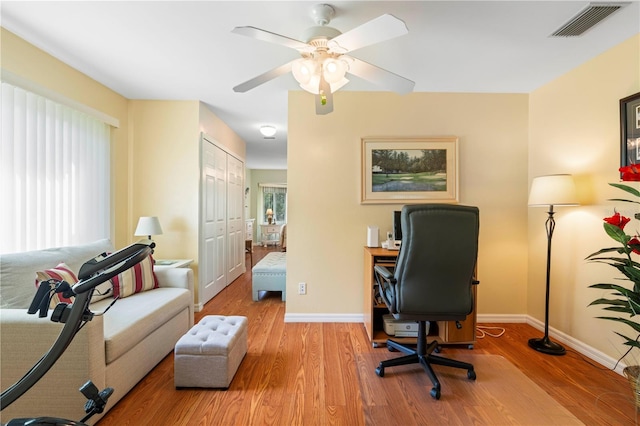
134, 216, 163, 240
527, 174, 578, 355
266, 209, 274, 224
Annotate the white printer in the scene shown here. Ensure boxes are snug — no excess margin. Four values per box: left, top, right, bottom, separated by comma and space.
383, 314, 423, 337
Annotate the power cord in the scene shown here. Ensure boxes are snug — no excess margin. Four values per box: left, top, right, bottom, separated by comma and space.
476, 325, 506, 339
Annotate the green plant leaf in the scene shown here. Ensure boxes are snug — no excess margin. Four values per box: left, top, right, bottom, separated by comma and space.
614, 332, 640, 349
587, 257, 631, 266
597, 316, 640, 333
610, 183, 640, 198
608, 198, 640, 205
626, 265, 640, 281
589, 282, 638, 297
585, 247, 627, 259
604, 223, 631, 245
589, 297, 629, 306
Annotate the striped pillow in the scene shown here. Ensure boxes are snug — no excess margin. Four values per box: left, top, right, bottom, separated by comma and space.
110, 255, 159, 299
35, 263, 78, 308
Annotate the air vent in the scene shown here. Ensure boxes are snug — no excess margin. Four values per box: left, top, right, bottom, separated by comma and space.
551, 2, 628, 37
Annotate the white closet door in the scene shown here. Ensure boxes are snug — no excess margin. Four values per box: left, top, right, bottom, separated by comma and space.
226, 154, 244, 282
199, 138, 227, 305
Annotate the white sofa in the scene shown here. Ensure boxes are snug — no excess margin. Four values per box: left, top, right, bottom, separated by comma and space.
0, 239, 194, 424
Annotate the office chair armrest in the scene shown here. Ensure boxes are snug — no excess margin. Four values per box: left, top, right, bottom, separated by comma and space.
373, 264, 397, 312
374, 265, 395, 283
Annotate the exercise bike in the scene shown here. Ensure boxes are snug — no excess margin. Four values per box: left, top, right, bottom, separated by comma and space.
0, 240, 155, 426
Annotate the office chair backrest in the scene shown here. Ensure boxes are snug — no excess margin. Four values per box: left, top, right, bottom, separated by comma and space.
391, 204, 479, 321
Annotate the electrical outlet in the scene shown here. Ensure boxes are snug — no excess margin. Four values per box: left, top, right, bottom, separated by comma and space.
298, 282, 307, 295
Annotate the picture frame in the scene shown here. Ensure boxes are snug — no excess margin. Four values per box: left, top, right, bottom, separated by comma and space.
361, 137, 459, 204
620, 92, 640, 168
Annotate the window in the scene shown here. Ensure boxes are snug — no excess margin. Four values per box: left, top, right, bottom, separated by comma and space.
1, 82, 111, 253
258, 184, 287, 224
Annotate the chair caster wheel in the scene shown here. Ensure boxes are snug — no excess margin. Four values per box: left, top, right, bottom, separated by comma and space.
467, 369, 476, 380
376, 365, 385, 377
434, 346, 441, 353
387, 346, 396, 352
430, 387, 440, 399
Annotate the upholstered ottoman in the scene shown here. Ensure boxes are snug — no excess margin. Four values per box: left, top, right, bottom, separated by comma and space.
252, 252, 286, 301
174, 315, 248, 388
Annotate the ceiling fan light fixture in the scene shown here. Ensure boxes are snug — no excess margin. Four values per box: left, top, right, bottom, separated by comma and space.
292, 58, 317, 85
299, 74, 321, 94
300, 75, 349, 95
322, 58, 347, 84
259, 125, 277, 137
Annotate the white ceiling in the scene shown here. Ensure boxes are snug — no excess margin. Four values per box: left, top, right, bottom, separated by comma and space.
2, 1, 639, 169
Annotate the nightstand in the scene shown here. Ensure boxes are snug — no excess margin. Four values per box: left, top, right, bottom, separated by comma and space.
260, 223, 284, 247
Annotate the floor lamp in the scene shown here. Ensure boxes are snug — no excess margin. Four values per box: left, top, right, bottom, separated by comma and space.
527, 174, 578, 355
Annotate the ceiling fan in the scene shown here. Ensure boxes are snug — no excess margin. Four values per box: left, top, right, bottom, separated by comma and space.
232, 3, 415, 115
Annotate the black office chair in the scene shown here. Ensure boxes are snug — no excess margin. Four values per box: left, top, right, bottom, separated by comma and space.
374, 204, 479, 400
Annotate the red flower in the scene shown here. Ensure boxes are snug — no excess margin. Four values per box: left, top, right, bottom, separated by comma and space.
604, 212, 631, 230
620, 164, 640, 181
629, 237, 640, 255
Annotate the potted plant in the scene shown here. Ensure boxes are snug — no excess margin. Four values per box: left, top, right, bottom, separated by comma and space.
587, 172, 640, 405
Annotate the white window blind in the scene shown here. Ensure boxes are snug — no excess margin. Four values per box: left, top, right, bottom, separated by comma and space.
1, 82, 110, 254
257, 183, 287, 225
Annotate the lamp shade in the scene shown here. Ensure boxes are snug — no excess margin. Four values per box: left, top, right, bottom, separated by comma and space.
528, 174, 579, 207
134, 216, 163, 237
265, 209, 273, 215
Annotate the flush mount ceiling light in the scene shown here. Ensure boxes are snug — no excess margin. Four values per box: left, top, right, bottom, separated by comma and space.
232, 3, 414, 115
260, 125, 277, 138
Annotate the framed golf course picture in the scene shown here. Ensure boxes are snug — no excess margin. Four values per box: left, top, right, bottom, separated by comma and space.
361, 137, 459, 204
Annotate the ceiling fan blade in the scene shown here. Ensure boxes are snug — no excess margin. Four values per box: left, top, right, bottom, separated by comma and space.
347, 57, 415, 95
232, 26, 309, 51
329, 14, 408, 53
233, 61, 295, 93
315, 75, 333, 115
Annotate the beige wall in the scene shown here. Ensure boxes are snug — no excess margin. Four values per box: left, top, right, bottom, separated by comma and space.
128, 100, 200, 261
1, 27, 131, 248
287, 91, 530, 316
528, 34, 640, 361
129, 101, 247, 298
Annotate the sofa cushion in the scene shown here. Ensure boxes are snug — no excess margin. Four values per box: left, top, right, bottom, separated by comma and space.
35, 263, 77, 308
90, 287, 191, 364
0, 239, 114, 309
110, 255, 158, 299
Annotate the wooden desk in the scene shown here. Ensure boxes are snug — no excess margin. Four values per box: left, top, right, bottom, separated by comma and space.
363, 247, 477, 348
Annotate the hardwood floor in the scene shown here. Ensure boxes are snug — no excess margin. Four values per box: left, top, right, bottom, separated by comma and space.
97, 246, 636, 425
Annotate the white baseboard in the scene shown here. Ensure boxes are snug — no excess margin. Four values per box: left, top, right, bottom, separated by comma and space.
477, 314, 527, 323
480, 314, 626, 375
523, 315, 626, 375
